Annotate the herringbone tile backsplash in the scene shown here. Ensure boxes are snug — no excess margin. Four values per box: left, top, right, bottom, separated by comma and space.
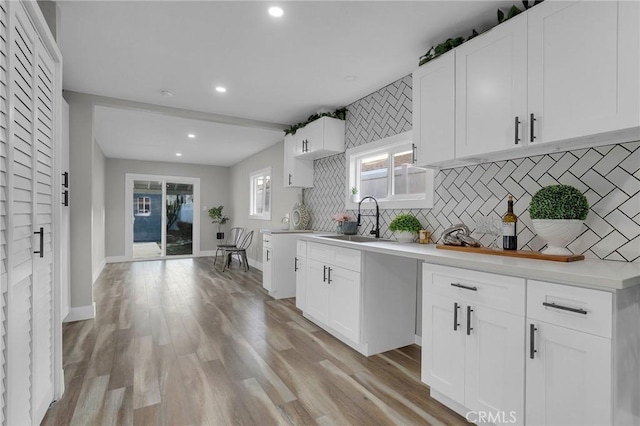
303, 75, 640, 262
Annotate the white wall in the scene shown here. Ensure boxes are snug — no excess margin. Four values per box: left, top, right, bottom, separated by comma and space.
105, 158, 230, 258
229, 141, 302, 266
92, 140, 106, 280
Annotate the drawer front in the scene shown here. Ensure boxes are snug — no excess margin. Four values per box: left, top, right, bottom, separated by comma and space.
296, 240, 307, 257
527, 280, 612, 338
423, 263, 525, 316
263, 235, 272, 248
307, 242, 361, 272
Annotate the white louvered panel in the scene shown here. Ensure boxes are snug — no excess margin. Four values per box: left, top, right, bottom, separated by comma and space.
0, 1, 6, 422
8, 277, 31, 424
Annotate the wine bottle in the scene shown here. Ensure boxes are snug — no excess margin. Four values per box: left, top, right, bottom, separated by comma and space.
502, 195, 518, 250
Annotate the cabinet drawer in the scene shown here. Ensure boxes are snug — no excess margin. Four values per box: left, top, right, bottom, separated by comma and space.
307, 242, 361, 272
296, 240, 307, 257
423, 263, 525, 316
527, 280, 612, 338
263, 235, 272, 248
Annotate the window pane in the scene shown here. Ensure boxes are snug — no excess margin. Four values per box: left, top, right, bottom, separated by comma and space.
359, 153, 388, 199
264, 175, 271, 213
393, 150, 426, 195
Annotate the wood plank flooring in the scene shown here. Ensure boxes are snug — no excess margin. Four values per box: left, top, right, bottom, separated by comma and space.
42, 257, 468, 425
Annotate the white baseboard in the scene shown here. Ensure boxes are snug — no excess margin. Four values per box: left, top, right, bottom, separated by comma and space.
414, 334, 422, 346
64, 303, 96, 322
198, 250, 217, 257
106, 256, 128, 264
92, 258, 106, 284
248, 258, 262, 271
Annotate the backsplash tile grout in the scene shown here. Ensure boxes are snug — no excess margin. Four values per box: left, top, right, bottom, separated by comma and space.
303, 75, 640, 262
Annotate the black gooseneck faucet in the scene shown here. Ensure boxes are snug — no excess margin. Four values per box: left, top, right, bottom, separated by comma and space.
357, 196, 380, 238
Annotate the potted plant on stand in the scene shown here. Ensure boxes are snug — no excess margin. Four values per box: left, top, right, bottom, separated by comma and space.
208, 205, 229, 240
529, 185, 589, 255
389, 214, 423, 243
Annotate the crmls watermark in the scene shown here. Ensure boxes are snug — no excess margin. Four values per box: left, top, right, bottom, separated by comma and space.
465, 411, 518, 424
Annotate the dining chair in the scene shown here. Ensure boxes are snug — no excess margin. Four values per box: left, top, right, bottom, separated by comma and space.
214, 227, 244, 264
222, 230, 254, 272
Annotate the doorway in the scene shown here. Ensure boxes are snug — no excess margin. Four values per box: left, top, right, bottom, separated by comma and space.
125, 174, 200, 260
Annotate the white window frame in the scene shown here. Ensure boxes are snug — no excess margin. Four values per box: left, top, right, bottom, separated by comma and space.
249, 167, 272, 220
346, 131, 434, 210
135, 196, 151, 216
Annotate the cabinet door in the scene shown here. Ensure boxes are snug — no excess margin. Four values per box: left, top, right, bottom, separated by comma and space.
298, 119, 323, 156
528, 0, 640, 145
327, 266, 360, 343
262, 247, 272, 291
455, 14, 527, 158
305, 259, 329, 324
413, 51, 455, 165
283, 134, 313, 188
295, 256, 306, 311
422, 292, 465, 405
465, 306, 524, 425
526, 321, 612, 426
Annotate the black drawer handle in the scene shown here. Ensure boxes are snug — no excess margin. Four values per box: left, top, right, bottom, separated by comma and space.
542, 302, 587, 315
62, 190, 69, 206
453, 302, 460, 331
62, 171, 69, 188
530, 323, 537, 359
294, 257, 298, 271
530, 113, 537, 142
327, 267, 332, 284
466, 306, 473, 335
514, 116, 521, 145
266, 250, 270, 262
323, 265, 327, 282
451, 282, 478, 292
34, 227, 44, 258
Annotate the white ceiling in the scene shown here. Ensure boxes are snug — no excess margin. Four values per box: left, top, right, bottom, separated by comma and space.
58, 0, 512, 166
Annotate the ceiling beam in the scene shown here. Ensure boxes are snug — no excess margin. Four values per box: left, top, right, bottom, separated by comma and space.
63, 90, 288, 132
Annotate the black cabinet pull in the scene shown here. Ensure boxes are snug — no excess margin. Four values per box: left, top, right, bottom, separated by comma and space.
266, 250, 270, 262
294, 257, 298, 271
327, 267, 332, 284
451, 282, 478, 292
62, 190, 69, 206
453, 302, 460, 331
514, 116, 521, 144
62, 171, 69, 188
542, 302, 587, 315
466, 306, 473, 335
323, 265, 327, 282
530, 323, 537, 359
530, 113, 537, 142
288, 173, 292, 185
34, 227, 44, 258
411, 143, 417, 163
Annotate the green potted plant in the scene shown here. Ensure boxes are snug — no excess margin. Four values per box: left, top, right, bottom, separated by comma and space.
208, 205, 229, 235
389, 214, 423, 243
350, 187, 359, 203
529, 185, 589, 255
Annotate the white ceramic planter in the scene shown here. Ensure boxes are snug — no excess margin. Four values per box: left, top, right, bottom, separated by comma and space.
532, 219, 583, 255
394, 231, 416, 243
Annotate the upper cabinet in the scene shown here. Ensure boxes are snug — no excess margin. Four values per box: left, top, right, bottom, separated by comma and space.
283, 132, 313, 188
413, 50, 456, 165
293, 116, 345, 160
414, 0, 640, 168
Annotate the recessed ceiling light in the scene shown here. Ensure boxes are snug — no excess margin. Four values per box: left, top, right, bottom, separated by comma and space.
344, 75, 358, 82
176, 153, 182, 157
215, 86, 227, 93
268, 6, 283, 17
160, 89, 174, 97
187, 133, 196, 139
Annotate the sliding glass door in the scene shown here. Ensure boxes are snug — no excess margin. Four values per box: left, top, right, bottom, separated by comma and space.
126, 174, 200, 260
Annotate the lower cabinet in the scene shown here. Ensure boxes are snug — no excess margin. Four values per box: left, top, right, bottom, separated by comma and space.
294, 240, 307, 311
260, 232, 302, 299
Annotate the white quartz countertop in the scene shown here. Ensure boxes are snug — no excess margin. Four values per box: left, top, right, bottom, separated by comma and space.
260, 229, 314, 235
297, 234, 640, 291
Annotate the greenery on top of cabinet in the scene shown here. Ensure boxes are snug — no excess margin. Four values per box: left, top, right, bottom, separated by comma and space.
418, 0, 544, 67
284, 107, 347, 136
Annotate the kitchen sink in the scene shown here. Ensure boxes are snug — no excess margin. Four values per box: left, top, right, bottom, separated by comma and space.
318, 235, 393, 243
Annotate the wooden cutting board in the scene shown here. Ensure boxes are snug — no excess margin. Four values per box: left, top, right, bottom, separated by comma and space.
436, 244, 585, 262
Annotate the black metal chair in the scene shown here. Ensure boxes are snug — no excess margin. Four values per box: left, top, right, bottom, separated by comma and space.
222, 230, 254, 272
214, 227, 244, 264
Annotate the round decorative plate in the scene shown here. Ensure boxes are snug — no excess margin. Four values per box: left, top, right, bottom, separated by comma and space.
291, 203, 310, 230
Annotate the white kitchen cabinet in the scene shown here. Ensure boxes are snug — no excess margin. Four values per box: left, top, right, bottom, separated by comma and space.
260, 232, 306, 299
412, 50, 456, 166
527, 0, 639, 146
526, 280, 613, 426
455, 13, 527, 159
422, 264, 525, 423
283, 132, 313, 188
305, 258, 330, 324
294, 240, 306, 311
293, 116, 345, 160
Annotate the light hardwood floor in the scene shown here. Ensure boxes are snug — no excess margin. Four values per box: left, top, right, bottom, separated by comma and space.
42, 257, 467, 425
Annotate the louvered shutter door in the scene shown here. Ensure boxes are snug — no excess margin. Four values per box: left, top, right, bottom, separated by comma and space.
31, 35, 54, 420
0, 1, 8, 423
